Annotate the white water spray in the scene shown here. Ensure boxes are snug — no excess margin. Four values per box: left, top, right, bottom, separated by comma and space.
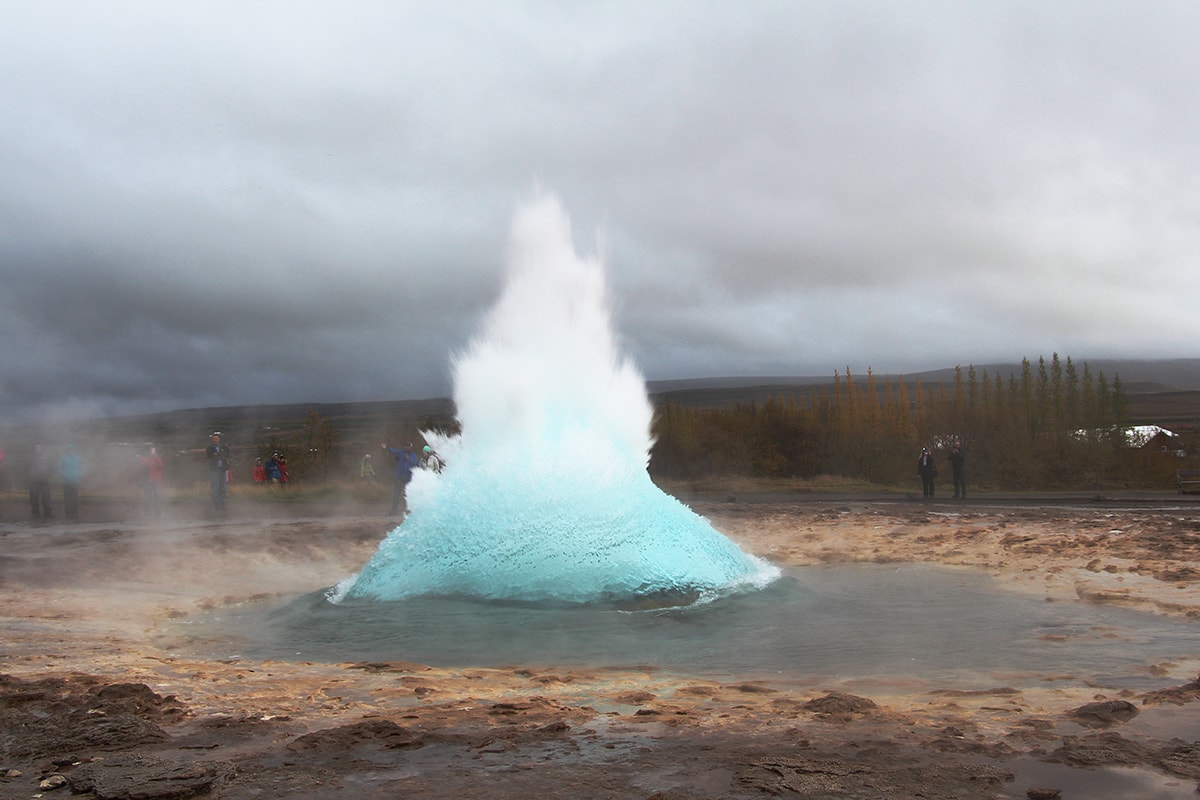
336, 192, 776, 604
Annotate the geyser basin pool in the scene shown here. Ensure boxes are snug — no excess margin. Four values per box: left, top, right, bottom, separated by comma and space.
181, 564, 1196, 689
336, 192, 774, 603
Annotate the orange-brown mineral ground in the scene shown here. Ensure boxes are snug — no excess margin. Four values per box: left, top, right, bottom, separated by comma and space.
2, 494, 1198, 798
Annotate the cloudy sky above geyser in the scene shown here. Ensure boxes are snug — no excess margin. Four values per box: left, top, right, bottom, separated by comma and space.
3, 2, 1199, 422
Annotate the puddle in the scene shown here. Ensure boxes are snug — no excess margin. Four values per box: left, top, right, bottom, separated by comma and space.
997, 758, 1198, 799
165, 564, 1197, 692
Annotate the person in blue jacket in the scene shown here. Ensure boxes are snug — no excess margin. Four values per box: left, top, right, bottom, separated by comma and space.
381, 441, 419, 515
58, 444, 84, 518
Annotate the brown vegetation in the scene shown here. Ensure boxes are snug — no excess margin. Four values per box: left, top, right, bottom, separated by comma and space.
651, 355, 1200, 491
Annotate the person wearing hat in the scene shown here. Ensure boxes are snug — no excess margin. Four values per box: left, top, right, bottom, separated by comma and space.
205, 432, 231, 512
276, 452, 289, 487
917, 446, 938, 499
420, 444, 444, 474
265, 452, 282, 484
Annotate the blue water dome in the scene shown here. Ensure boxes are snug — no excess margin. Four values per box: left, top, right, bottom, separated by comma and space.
334, 192, 776, 605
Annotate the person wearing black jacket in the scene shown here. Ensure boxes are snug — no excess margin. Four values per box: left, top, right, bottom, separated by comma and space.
949, 441, 967, 499
206, 432, 231, 512
28, 443, 53, 518
917, 447, 937, 498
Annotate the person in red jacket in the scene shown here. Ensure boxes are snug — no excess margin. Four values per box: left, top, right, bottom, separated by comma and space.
141, 446, 165, 517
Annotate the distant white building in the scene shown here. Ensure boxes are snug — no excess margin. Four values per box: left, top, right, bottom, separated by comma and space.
1072, 425, 1184, 454
1122, 425, 1187, 456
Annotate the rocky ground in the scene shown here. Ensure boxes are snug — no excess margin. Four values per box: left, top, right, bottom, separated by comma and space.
1, 493, 1198, 799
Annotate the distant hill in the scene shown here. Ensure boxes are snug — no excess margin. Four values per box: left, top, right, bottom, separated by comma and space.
647, 358, 1200, 426
648, 358, 1200, 395
5, 359, 1197, 446
904, 358, 1200, 394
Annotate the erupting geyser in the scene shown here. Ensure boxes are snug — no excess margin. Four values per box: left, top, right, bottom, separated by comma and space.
334, 192, 776, 604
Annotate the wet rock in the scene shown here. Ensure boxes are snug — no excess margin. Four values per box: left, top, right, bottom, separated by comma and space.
739, 755, 1012, 798
179, 711, 282, 751
67, 755, 232, 800
0, 675, 185, 722
1046, 731, 1155, 768
739, 755, 870, 795
0, 674, 187, 760
802, 691, 878, 715
1140, 673, 1200, 706
928, 686, 1021, 697
287, 719, 424, 751
92, 683, 185, 719
1157, 741, 1200, 779
1155, 566, 1200, 582
475, 738, 514, 753
612, 691, 656, 704
1065, 699, 1139, 728
344, 661, 432, 673
733, 683, 778, 694
929, 732, 1016, 758
38, 773, 67, 790
1026, 788, 1062, 799
1005, 718, 1060, 745
1, 710, 169, 759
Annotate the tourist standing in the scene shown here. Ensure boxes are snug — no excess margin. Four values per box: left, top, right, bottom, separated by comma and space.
381, 441, 419, 514
949, 441, 967, 499
421, 445, 444, 473
265, 453, 281, 484
917, 447, 938, 499
28, 443, 53, 518
206, 433, 231, 512
58, 444, 84, 518
141, 445, 165, 517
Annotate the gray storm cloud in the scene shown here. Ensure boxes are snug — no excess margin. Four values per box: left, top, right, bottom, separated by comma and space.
2, 1, 1198, 421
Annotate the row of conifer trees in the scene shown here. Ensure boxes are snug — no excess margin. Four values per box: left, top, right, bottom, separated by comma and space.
648, 354, 1185, 491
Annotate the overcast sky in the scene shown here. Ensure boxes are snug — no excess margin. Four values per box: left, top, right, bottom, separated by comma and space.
3, 1, 1198, 423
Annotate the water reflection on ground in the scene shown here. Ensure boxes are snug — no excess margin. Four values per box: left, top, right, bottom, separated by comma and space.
172, 564, 1195, 691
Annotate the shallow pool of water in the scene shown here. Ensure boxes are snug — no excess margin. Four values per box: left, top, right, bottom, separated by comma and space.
171, 564, 1196, 688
